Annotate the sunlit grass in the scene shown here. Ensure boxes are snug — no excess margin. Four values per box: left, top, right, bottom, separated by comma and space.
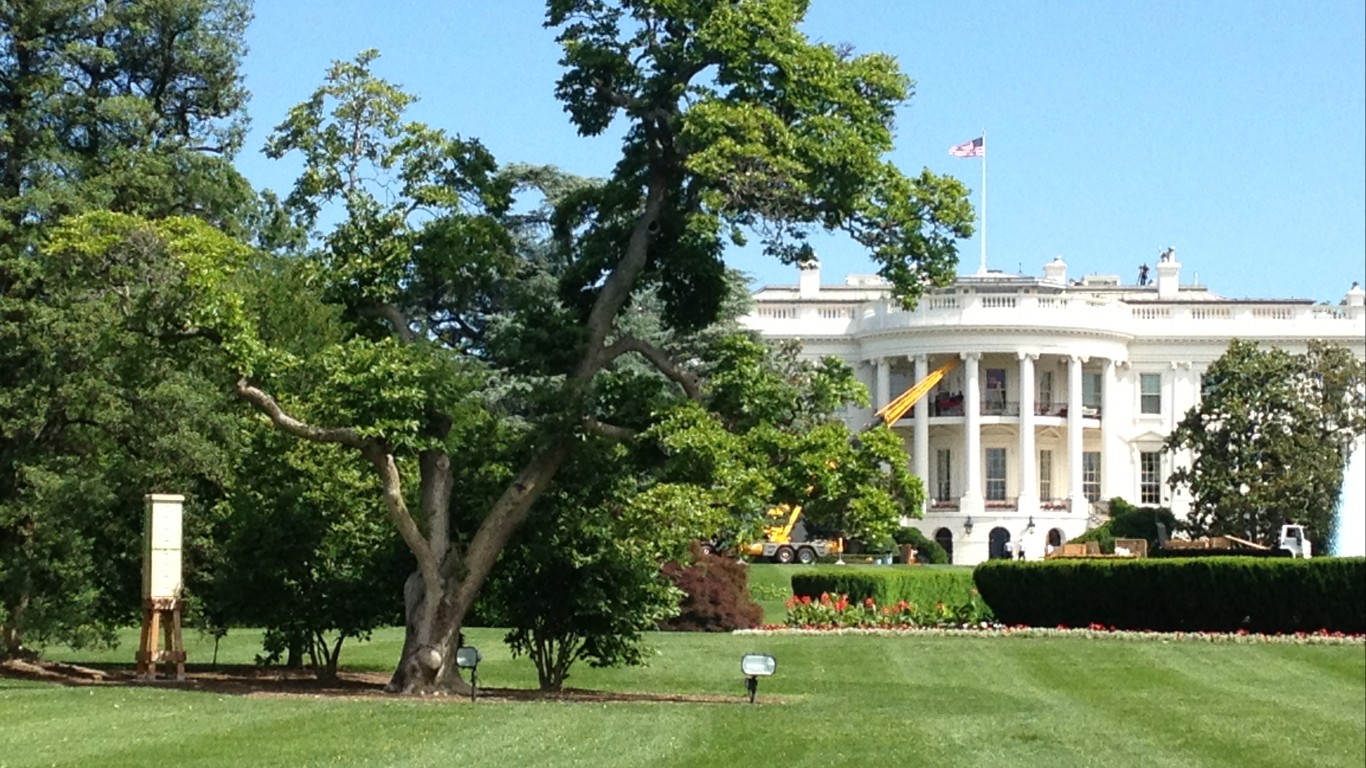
8, 605, 1362, 768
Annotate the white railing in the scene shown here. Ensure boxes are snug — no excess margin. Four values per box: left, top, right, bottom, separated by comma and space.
747, 293, 1365, 339
1131, 306, 1172, 320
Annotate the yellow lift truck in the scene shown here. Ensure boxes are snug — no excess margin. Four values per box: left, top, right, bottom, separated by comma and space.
745, 360, 960, 564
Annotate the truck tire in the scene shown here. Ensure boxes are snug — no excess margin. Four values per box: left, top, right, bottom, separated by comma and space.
774, 546, 796, 564
796, 547, 817, 565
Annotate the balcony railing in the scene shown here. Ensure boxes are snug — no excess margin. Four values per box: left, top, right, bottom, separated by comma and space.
925, 397, 1102, 419
980, 398, 1019, 416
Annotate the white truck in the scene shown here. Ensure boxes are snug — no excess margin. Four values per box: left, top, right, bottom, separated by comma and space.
1277, 523, 1312, 558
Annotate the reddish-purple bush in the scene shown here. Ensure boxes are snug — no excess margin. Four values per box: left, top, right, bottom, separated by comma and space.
659, 544, 763, 632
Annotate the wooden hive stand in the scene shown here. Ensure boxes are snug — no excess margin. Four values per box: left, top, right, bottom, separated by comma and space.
136, 596, 185, 681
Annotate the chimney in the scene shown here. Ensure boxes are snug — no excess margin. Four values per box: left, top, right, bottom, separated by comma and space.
798, 258, 821, 298
1043, 257, 1067, 285
1156, 246, 1181, 300
1348, 281, 1364, 308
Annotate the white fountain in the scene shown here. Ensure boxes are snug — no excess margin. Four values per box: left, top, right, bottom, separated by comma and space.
1331, 437, 1365, 557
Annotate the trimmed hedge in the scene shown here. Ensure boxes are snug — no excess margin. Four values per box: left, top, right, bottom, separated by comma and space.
791, 567, 988, 616
893, 527, 950, 564
973, 556, 1366, 633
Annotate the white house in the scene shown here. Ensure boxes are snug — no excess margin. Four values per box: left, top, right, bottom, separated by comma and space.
741, 253, 1366, 565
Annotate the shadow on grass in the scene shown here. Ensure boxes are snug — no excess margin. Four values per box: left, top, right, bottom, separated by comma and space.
0, 659, 760, 704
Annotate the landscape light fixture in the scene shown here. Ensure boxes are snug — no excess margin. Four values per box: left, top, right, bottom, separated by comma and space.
455, 645, 482, 702
740, 653, 776, 704
963, 516, 974, 534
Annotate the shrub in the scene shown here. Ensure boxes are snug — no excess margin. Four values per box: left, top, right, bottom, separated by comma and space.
659, 543, 763, 632
973, 556, 1366, 633
1069, 498, 1175, 554
893, 527, 949, 564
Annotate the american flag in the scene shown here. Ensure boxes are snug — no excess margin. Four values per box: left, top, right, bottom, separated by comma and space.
949, 137, 985, 158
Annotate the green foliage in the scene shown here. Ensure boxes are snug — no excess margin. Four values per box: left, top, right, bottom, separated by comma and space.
1068, 498, 1176, 555
790, 567, 989, 622
1166, 340, 1365, 547
973, 557, 1366, 633
0, 0, 254, 656
548, 0, 974, 332
480, 447, 684, 691
893, 526, 950, 564
0, 0, 255, 253
207, 425, 408, 678
658, 544, 763, 632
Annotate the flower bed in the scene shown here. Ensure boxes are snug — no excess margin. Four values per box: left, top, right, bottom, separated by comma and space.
782, 592, 989, 630
759, 593, 1364, 645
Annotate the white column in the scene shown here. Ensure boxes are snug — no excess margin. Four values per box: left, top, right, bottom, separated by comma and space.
1017, 352, 1037, 510
961, 352, 982, 510
913, 354, 930, 510
1100, 359, 1116, 502
1068, 355, 1086, 513
876, 358, 891, 412
1104, 361, 1129, 502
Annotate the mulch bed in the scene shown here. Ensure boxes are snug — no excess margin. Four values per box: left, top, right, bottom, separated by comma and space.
0, 658, 743, 704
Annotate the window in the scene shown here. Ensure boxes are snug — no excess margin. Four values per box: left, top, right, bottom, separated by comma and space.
1037, 371, 1053, 413
984, 368, 1007, 415
1083, 372, 1103, 410
1140, 373, 1162, 415
935, 449, 952, 500
985, 448, 1007, 501
1140, 451, 1162, 505
1038, 450, 1053, 499
1083, 452, 1101, 502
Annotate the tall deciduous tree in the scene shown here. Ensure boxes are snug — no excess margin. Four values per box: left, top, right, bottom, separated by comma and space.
1166, 339, 1365, 546
84, 0, 970, 694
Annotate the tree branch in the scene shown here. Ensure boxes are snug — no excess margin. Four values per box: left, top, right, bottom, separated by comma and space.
356, 302, 416, 344
601, 334, 702, 401
233, 378, 370, 449
581, 416, 638, 441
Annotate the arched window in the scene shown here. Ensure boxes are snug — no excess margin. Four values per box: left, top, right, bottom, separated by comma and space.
934, 527, 954, 564
989, 526, 1012, 559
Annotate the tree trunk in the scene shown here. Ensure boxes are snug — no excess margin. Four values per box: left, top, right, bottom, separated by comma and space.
285, 632, 305, 668
384, 440, 572, 694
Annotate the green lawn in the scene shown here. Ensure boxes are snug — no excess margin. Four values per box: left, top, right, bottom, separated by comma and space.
5, 619, 1362, 768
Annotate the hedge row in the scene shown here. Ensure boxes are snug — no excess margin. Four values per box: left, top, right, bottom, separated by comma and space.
791, 568, 986, 614
973, 557, 1366, 633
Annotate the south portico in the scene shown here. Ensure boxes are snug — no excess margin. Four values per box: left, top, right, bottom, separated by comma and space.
862, 342, 1129, 564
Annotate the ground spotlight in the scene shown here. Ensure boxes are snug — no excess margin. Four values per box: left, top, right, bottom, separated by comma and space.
741, 653, 776, 704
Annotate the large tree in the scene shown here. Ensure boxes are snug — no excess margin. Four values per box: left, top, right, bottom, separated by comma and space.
0, 0, 254, 657
1165, 339, 1365, 546
67, 0, 972, 694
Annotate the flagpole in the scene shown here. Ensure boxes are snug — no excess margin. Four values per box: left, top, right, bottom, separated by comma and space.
979, 129, 987, 275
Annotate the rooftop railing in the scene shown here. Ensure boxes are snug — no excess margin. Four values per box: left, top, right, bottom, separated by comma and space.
744, 290, 1365, 339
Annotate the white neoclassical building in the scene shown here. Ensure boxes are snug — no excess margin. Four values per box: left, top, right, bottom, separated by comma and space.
741, 253, 1366, 565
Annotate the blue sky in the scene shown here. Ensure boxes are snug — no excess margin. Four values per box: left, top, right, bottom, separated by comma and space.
237, 1, 1365, 303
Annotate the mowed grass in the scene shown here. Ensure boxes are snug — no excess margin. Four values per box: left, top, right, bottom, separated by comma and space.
2, 565, 1362, 768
